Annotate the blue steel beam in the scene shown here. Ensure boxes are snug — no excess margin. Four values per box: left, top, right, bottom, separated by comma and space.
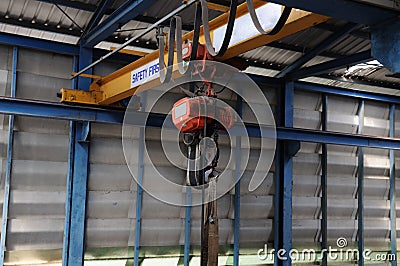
321, 95, 328, 266
35, 0, 98, 12
233, 97, 243, 266
82, 0, 114, 36
133, 128, 145, 266
66, 47, 92, 266
276, 23, 359, 78
0, 32, 79, 55
134, 128, 145, 266
81, 0, 158, 47
77, 47, 93, 90
134, 93, 147, 266
273, 85, 283, 266
262, 0, 399, 25
389, 104, 397, 266
62, 121, 76, 266
2, 96, 400, 150
62, 56, 79, 266
0, 32, 139, 63
184, 186, 192, 266
371, 20, 400, 73
68, 121, 90, 266
282, 81, 295, 266
0, 47, 18, 265
288, 50, 372, 80
294, 81, 400, 104
357, 100, 365, 266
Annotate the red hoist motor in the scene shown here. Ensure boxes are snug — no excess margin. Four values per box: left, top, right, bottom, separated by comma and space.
172, 97, 234, 133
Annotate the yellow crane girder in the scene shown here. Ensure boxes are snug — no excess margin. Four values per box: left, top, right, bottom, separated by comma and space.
60, 1, 329, 106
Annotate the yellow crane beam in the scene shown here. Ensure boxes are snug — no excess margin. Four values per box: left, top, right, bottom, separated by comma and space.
60, 1, 329, 106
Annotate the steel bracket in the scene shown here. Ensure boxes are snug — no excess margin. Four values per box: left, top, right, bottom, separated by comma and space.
371, 20, 400, 74
284, 140, 300, 157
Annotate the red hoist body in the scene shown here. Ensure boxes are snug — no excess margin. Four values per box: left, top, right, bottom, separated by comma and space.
172, 42, 235, 134
172, 97, 234, 133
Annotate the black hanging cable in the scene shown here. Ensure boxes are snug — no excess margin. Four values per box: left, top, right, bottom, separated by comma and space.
201, 0, 238, 58
158, 18, 177, 83
267, 7, 292, 35
246, 0, 292, 36
215, 0, 238, 57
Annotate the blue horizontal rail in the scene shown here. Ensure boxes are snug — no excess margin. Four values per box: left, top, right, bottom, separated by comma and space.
0, 97, 400, 150
294, 81, 400, 104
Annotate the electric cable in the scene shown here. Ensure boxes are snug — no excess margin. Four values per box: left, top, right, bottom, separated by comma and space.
201, 0, 238, 58
246, 0, 292, 35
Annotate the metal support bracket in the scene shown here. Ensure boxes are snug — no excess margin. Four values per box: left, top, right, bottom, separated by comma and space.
284, 140, 300, 157
78, 121, 91, 142
371, 20, 400, 74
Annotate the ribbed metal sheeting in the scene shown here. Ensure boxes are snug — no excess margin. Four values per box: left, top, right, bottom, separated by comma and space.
0, 45, 71, 264
0, 44, 399, 265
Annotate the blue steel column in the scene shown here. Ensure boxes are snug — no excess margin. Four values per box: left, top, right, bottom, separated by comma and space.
357, 100, 364, 266
67, 48, 92, 266
62, 56, 78, 266
389, 104, 397, 266
134, 94, 146, 266
321, 95, 328, 266
77, 47, 93, 90
282, 81, 294, 266
274, 85, 283, 266
183, 186, 192, 266
0, 46, 18, 265
68, 121, 90, 266
233, 97, 243, 266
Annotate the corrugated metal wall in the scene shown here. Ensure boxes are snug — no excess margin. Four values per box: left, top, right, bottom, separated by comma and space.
0, 44, 398, 265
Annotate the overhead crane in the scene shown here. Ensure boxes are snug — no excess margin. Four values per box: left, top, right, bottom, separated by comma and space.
59, 0, 329, 106
58, 1, 330, 265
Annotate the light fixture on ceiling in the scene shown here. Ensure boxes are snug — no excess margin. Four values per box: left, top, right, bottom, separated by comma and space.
18, 17, 23, 21
31, 19, 36, 24
4, 14, 9, 19
56, 24, 61, 29
44, 22, 49, 26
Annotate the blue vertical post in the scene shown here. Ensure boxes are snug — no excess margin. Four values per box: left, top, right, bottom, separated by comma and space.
77, 47, 93, 90
357, 100, 364, 266
134, 93, 146, 266
0, 46, 18, 265
274, 145, 281, 266
134, 127, 145, 266
321, 95, 328, 266
233, 97, 243, 266
274, 86, 283, 266
389, 104, 397, 266
62, 56, 78, 266
183, 186, 192, 266
282, 81, 294, 266
67, 48, 92, 266
68, 121, 90, 266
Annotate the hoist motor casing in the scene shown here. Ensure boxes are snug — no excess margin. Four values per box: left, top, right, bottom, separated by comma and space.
172, 97, 235, 133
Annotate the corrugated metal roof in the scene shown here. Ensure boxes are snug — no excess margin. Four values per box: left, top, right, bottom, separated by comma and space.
0, 0, 400, 94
